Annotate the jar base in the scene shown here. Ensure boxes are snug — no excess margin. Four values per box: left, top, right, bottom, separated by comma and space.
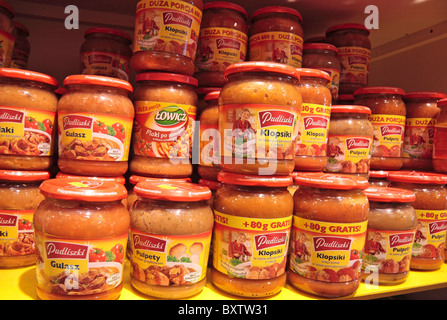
36, 283, 123, 300
131, 277, 206, 299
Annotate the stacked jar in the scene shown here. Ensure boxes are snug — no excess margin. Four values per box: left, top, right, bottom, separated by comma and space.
432, 98, 447, 173
0, 0, 15, 68
80, 27, 133, 81
11, 21, 30, 70
326, 23, 371, 95
402, 91, 446, 171
354, 86, 407, 170
248, 6, 304, 68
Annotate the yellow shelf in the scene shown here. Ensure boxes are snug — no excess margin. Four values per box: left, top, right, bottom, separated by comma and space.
1, 260, 447, 300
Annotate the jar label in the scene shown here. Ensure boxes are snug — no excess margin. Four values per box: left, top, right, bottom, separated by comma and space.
0, 30, 15, 67
337, 46, 370, 85
319, 67, 340, 101
11, 48, 29, 69
0, 106, 55, 157
432, 125, 447, 159
134, 0, 202, 60
58, 111, 133, 162
289, 216, 367, 283
326, 135, 372, 174
369, 114, 405, 158
219, 104, 298, 162
129, 228, 212, 286
402, 117, 435, 159
363, 228, 415, 274
213, 211, 292, 279
199, 123, 220, 166
295, 103, 330, 158
412, 209, 447, 259
0, 210, 34, 257
81, 51, 130, 81
34, 231, 128, 296
133, 101, 196, 159
195, 27, 247, 72
248, 31, 303, 68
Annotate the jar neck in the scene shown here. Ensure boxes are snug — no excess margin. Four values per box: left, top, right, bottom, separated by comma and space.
0, 77, 55, 92
330, 28, 369, 37
137, 198, 208, 208
206, 7, 247, 21
226, 72, 298, 86
46, 197, 123, 208
85, 33, 130, 45
66, 84, 129, 96
356, 93, 403, 100
331, 112, 369, 120
252, 12, 299, 23
304, 49, 337, 56
137, 80, 195, 92
299, 76, 330, 87
224, 183, 288, 194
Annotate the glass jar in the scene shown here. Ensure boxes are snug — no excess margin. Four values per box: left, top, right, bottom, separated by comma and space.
354, 87, 407, 170
194, 1, 248, 87
368, 170, 390, 187
130, 72, 198, 178
302, 43, 341, 101
326, 23, 371, 94
198, 178, 221, 207
197, 86, 222, 117
0, 0, 15, 68
129, 180, 213, 299
388, 171, 447, 271
34, 178, 129, 300
131, 0, 203, 76
295, 68, 332, 172
218, 61, 302, 176
80, 27, 132, 81
432, 98, 447, 173
289, 172, 369, 298
402, 91, 446, 170
211, 171, 293, 298
198, 90, 220, 180
57, 75, 134, 177
11, 21, 30, 69
362, 186, 417, 285
0, 68, 58, 170
0, 170, 49, 268
248, 6, 304, 68
337, 94, 355, 105
326, 105, 374, 179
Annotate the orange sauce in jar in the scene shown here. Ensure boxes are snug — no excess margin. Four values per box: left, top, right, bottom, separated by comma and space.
289, 172, 369, 298
432, 98, 447, 173
34, 179, 130, 300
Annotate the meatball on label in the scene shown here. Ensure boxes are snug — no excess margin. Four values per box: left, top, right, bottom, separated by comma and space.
403, 117, 435, 159
58, 112, 133, 162
81, 51, 131, 81
34, 232, 128, 296
220, 104, 298, 162
134, 0, 202, 60
296, 103, 330, 158
129, 229, 212, 286
412, 210, 447, 260
0, 210, 34, 257
363, 228, 415, 274
337, 47, 370, 85
133, 101, 196, 159
248, 31, 303, 67
0, 106, 55, 157
369, 114, 405, 158
290, 216, 367, 283
326, 135, 372, 174
195, 27, 247, 72
213, 211, 292, 280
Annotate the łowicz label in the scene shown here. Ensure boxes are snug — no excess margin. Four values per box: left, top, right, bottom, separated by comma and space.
412, 209, 447, 260
0, 210, 34, 257
35, 232, 128, 296
326, 135, 372, 174
219, 104, 298, 161
0, 30, 15, 67
295, 103, 330, 157
369, 114, 405, 158
337, 46, 370, 85
58, 111, 133, 162
289, 216, 367, 283
213, 211, 292, 280
133, 101, 196, 159
402, 117, 435, 159
248, 31, 303, 67
134, 0, 202, 59
363, 228, 415, 274
129, 228, 212, 285
195, 27, 247, 72
81, 51, 130, 81
0, 106, 55, 156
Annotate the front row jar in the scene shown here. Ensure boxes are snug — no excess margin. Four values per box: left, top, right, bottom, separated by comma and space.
34, 179, 130, 300
129, 181, 214, 299
289, 172, 369, 298
211, 172, 294, 298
